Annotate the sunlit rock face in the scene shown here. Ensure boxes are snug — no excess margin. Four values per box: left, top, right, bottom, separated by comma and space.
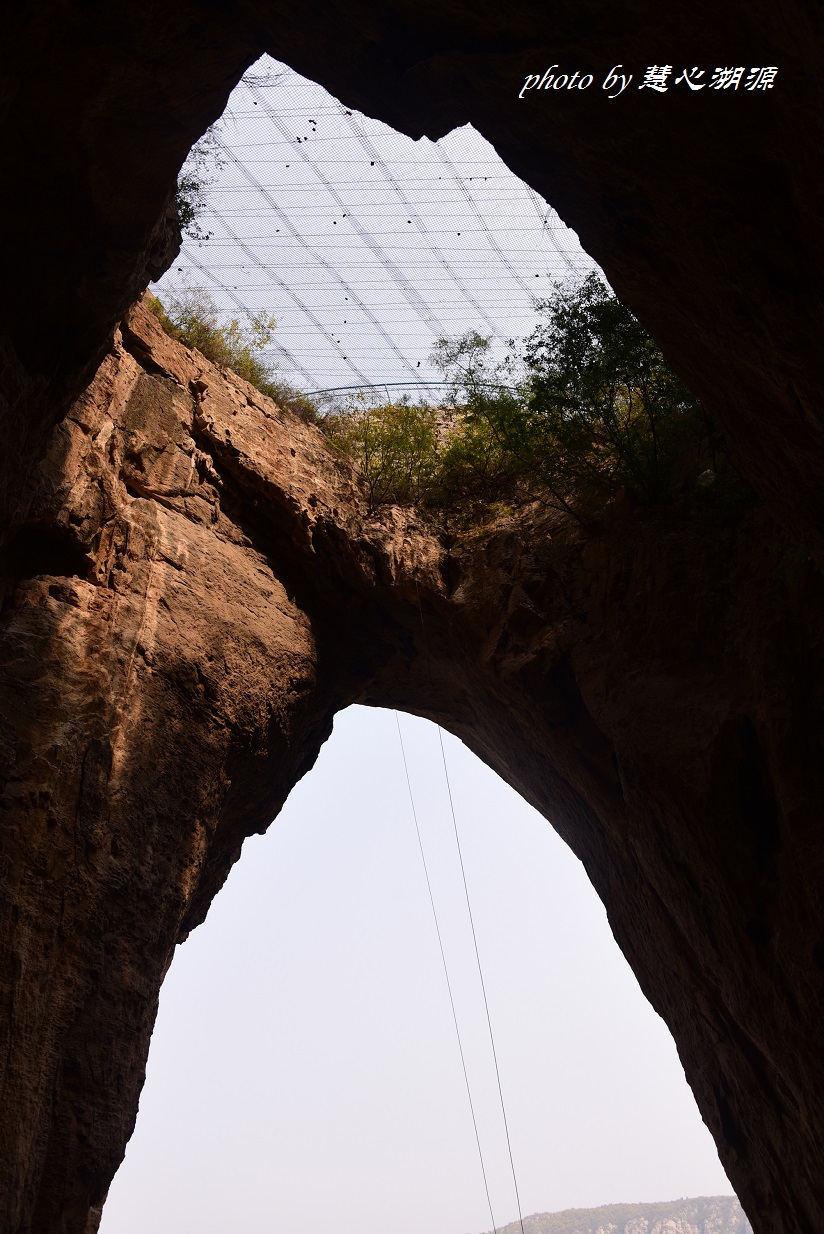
1, 4, 824, 1234
0, 304, 443, 1233
2, 304, 823, 1234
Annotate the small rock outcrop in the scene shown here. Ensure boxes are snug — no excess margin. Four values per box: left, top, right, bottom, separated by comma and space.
1, 303, 823, 1234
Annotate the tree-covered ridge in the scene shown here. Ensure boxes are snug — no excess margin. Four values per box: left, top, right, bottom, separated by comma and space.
484, 1196, 751, 1234
328, 274, 744, 526
149, 273, 747, 528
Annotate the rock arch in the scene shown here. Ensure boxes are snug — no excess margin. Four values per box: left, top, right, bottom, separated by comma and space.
1, 5, 823, 1233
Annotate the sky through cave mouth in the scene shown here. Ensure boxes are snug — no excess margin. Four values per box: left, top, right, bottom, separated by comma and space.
100, 707, 735, 1234
152, 53, 599, 400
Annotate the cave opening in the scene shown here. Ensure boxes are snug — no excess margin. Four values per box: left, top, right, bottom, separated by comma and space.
2, 14, 819, 1234
149, 53, 598, 401
100, 708, 736, 1234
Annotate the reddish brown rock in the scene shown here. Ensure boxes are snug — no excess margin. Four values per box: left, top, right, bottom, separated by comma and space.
1, 303, 823, 1234
2, 4, 824, 1233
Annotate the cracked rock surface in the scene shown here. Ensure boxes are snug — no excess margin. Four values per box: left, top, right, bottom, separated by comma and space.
1, 303, 823, 1234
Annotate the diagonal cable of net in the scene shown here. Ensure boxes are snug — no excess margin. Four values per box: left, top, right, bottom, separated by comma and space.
248, 83, 450, 340
329, 108, 507, 343
214, 137, 414, 381
154, 53, 597, 394
432, 142, 554, 300
181, 248, 321, 386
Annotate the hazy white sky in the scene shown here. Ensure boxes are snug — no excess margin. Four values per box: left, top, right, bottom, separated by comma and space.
101, 707, 733, 1234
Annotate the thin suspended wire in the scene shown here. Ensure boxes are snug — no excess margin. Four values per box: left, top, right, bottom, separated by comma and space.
435, 726, 527, 1234
414, 583, 528, 1234
393, 711, 499, 1234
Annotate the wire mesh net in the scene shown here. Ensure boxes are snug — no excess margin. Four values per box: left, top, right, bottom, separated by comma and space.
153, 53, 600, 393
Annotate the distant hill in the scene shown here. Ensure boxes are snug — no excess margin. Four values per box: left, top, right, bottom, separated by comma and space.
483, 1196, 752, 1234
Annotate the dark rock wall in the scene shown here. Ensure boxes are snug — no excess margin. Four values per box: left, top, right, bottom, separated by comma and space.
1, 4, 824, 1233
2, 306, 823, 1234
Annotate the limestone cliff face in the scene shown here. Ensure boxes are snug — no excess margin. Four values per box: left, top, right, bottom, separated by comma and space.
0, 302, 445, 1233
1, 303, 823, 1234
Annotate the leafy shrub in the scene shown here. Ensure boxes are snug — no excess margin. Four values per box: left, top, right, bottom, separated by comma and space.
325, 399, 439, 506
430, 410, 523, 519
175, 125, 225, 243
148, 273, 733, 523
428, 273, 733, 522
522, 271, 711, 507
147, 284, 317, 419
427, 333, 531, 519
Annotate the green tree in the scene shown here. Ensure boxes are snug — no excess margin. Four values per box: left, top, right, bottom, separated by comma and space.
431, 273, 718, 520
326, 399, 439, 508
523, 271, 708, 506
428, 332, 529, 519
148, 282, 317, 419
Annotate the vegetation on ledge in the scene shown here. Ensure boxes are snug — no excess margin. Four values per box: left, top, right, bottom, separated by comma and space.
147, 284, 317, 421
149, 273, 746, 527
328, 273, 745, 525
